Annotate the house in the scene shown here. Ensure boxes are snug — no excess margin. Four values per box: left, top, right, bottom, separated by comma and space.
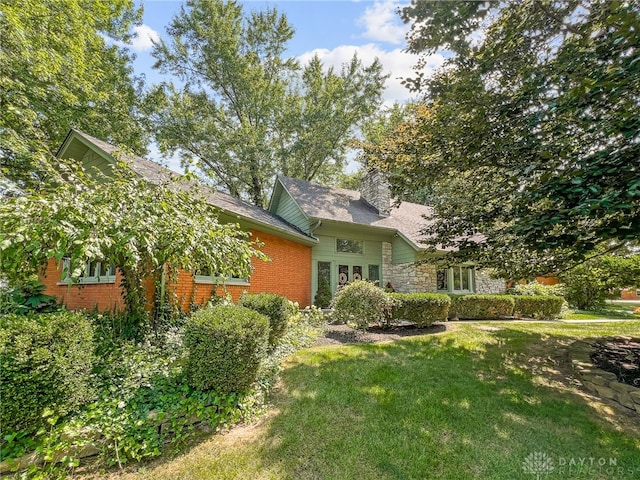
41, 130, 504, 313
268, 171, 505, 299
40, 130, 317, 311
621, 288, 640, 301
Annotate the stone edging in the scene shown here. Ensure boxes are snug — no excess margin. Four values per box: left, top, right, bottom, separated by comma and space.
569, 337, 640, 414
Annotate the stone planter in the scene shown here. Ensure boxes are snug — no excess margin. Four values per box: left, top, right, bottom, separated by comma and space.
569, 338, 640, 414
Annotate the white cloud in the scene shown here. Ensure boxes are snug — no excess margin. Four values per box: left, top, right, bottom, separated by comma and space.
357, 0, 409, 45
299, 44, 444, 106
129, 24, 160, 52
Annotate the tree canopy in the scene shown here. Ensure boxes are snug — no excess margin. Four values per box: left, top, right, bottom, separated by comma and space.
146, 0, 387, 207
364, 0, 639, 277
0, 161, 264, 327
0, 0, 148, 191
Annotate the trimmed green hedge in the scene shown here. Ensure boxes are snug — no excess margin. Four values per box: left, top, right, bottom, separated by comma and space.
0, 311, 96, 435
390, 293, 450, 326
238, 293, 297, 346
449, 295, 515, 319
512, 295, 564, 320
184, 304, 269, 394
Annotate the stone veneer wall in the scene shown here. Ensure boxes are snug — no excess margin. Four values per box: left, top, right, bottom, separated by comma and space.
475, 270, 506, 294
383, 243, 506, 294
382, 242, 438, 292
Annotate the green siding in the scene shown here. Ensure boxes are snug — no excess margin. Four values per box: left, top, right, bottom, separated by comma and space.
80, 150, 114, 178
392, 236, 417, 264
273, 187, 311, 234
311, 234, 384, 297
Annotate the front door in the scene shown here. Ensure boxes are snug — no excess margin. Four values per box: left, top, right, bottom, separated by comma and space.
338, 264, 363, 287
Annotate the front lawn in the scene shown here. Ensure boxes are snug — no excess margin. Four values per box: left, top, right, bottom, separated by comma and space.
91, 322, 640, 480
563, 301, 640, 320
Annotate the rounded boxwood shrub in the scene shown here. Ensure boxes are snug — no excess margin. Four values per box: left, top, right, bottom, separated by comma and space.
512, 295, 564, 320
238, 292, 297, 346
390, 292, 451, 326
184, 304, 269, 394
0, 311, 95, 435
449, 294, 515, 319
331, 280, 393, 329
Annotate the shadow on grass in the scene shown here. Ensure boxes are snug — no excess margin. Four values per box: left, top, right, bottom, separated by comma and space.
252, 328, 640, 480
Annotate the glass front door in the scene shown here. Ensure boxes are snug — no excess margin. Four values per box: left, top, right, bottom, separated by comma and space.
338, 264, 363, 286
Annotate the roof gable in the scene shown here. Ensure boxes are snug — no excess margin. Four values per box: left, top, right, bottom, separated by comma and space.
276, 175, 437, 250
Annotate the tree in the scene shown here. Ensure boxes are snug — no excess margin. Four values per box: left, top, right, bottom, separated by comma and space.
365, 0, 640, 277
0, 161, 264, 333
146, 0, 386, 207
560, 254, 640, 310
0, 0, 148, 192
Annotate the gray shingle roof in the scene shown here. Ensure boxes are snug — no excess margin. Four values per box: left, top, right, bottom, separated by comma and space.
278, 176, 436, 248
68, 130, 314, 243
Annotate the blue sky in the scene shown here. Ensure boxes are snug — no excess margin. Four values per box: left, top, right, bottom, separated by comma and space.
123, 0, 445, 169
129, 0, 445, 104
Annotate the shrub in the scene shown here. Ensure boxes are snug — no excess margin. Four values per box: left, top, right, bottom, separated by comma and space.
184, 304, 269, 394
0, 279, 58, 315
390, 293, 451, 326
508, 280, 565, 297
331, 280, 393, 329
314, 277, 332, 308
512, 295, 565, 320
449, 294, 515, 319
0, 311, 95, 435
238, 292, 297, 346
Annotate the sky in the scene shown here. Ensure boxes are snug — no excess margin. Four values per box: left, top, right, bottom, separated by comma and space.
123, 0, 446, 170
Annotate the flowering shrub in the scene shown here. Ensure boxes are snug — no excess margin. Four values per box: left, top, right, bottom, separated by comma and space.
508, 281, 565, 297
332, 280, 394, 330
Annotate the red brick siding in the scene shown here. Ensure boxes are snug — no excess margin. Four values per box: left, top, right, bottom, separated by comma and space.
40, 258, 126, 313
621, 288, 640, 300
41, 229, 312, 312
246, 229, 312, 306
174, 229, 312, 309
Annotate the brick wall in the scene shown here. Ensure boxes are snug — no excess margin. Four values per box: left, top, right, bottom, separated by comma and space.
621, 288, 640, 300
40, 259, 126, 313
41, 229, 313, 312
245, 229, 312, 306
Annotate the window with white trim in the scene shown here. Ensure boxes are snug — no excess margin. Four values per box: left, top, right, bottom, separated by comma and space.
437, 266, 475, 293
194, 267, 250, 286
60, 258, 116, 284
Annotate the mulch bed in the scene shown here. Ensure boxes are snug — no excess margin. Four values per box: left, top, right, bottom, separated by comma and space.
591, 337, 640, 388
314, 322, 447, 346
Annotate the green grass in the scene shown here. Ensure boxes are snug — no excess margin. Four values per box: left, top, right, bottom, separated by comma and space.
97, 322, 640, 480
562, 301, 640, 320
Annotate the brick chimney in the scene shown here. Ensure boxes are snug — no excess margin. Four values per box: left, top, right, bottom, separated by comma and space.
359, 167, 391, 217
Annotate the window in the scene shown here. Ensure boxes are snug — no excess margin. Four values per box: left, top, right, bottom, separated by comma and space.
437, 266, 475, 293
194, 266, 249, 286
60, 258, 116, 284
338, 264, 349, 286
368, 265, 380, 285
336, 238, 364, 254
